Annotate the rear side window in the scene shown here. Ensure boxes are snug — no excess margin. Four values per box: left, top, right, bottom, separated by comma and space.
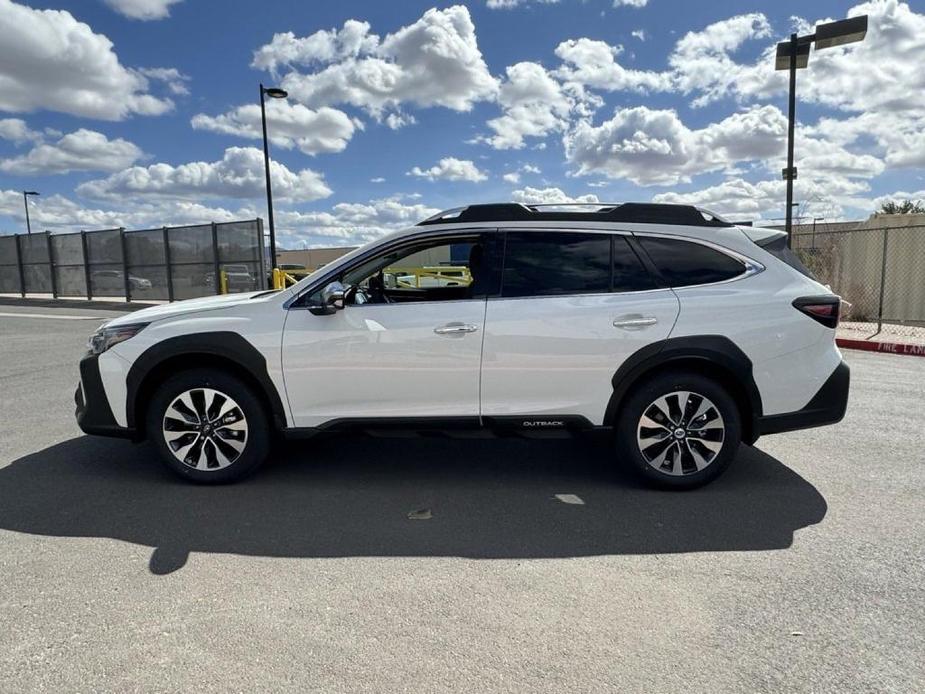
639, 237, 745, 287
501, 232, 655, 298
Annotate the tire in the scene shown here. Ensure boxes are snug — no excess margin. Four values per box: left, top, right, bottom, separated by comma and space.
146, 368, 270, 484
615, 370, 741, 490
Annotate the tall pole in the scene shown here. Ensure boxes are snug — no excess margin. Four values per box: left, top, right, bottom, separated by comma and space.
785, 33, 797, 248
260, 84, 277, 271
23, 191, 32, 235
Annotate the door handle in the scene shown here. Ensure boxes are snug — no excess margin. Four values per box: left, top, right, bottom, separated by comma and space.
613, 316, 658, 329
434, 322, 479, 335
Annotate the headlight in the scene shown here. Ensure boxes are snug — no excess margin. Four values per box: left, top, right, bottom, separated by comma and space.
88, 322, 149, 355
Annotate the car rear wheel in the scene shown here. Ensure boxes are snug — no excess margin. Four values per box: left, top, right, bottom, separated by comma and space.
147, 368, 269, 484
615, 370, 741, 489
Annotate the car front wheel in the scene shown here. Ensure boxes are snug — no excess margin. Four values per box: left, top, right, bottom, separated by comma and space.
615, 370, 741, 489
147, 368, 269, 483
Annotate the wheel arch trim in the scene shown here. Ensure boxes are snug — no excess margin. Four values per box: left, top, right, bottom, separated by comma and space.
604, 335, 763, 444
125, 332, 287, 434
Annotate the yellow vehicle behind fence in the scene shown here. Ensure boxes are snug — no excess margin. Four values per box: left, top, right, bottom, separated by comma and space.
388, 266, 472, 288
266, 265, 473, 292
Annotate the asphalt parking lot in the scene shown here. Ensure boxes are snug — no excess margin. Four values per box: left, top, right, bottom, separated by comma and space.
1, 303, 923, 692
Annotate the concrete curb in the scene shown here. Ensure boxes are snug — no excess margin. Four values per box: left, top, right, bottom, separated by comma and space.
837, 337, 925, 357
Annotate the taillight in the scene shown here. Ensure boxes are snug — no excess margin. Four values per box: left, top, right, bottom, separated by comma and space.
793, 296, 840, 329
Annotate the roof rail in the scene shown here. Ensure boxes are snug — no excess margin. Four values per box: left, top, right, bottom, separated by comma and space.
417, 202, 732, 227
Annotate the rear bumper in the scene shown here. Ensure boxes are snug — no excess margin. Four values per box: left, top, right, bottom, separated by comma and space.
75, 353, 136, 439
756, 360, 849, 436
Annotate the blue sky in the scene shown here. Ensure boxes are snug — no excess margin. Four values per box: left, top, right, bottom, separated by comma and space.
1, 0, 924, 248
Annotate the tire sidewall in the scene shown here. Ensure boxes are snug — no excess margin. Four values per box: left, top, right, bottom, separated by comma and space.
147, 369, 269, 484
616, 371, 741, 490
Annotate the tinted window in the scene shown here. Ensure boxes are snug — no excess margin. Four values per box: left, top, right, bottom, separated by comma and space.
639, 237, 744, 287
613, 236, 657, 292
502, 232, 610, 298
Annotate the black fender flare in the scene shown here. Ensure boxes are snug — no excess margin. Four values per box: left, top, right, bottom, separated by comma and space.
603, 335, 763, 443
125, 332, 287, 431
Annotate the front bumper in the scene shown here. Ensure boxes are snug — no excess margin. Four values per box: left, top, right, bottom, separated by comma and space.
756, 360, 850, 436
75, 352, 136, 439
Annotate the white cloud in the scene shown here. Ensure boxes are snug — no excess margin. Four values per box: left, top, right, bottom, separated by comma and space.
103, 0, 183, 21
614, 0, 648, 7
652, 175, 871, 221
370, 177, 386, 183
478, 61, 572, 149
486, 0, 559, 9
192, 102, 358, 155
503, 172, 521, 184
564, 105, 781, 185
408, 157, 487, 182
554, 38, 669, 93
0, 129, 143, 175
265, 7, 498, 119
521, 163, 541, 174
0, 118, 42, 144
667, 13, 774, 107
564, 103, 884, 186
252, 20, 379, 74
137, 67, 190, 95
77, 147, 332, 203
385, 112, 416, 129
511, 187, 600, 204
0, 0, 174, 120
0, 188, 254, 231
275, 196, 440, 248
631, 29, 646, 41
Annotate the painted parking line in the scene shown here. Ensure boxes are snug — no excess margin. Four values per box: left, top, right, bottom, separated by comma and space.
0, 312, 103, 320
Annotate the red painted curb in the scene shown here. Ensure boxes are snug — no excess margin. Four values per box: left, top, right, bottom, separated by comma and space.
837, 337, 925, 357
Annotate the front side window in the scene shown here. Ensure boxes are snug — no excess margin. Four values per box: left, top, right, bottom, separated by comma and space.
307, 236, 485, 307
638, 236, 745, 287
501, 232, 655, 298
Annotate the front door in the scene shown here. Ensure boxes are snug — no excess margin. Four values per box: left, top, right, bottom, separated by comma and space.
282, 234, 489, 428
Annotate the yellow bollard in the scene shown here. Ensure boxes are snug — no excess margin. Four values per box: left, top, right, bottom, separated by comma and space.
219, 270, 228, 295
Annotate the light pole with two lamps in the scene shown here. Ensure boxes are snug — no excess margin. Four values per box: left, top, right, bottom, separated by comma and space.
775, 15, 868, 247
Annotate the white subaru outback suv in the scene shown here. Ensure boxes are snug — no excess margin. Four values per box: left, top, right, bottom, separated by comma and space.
75, 203, 849, 489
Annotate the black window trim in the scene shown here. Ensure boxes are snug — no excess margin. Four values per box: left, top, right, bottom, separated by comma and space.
492, 228, 665, 301
632, 231, 765, 290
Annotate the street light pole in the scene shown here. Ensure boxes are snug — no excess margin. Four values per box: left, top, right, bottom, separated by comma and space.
259, 83, 288, 272
775, 15, 868, 248
22, 190, 39, 235
784, 33, 798, 247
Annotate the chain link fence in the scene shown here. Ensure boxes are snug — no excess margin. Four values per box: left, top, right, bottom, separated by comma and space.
792, 223, 925, 328
0, 220, 266, 302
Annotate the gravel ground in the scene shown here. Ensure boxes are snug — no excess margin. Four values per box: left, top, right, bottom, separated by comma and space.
1, 305, 923, 693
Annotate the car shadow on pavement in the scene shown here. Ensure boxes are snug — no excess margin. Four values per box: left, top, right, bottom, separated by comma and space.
0, 434, 827, 574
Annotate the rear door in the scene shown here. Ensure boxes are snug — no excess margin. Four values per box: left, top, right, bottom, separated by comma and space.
480, 230, 679, 426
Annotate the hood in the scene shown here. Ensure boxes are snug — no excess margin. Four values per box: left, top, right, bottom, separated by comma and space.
105, 290, 283, 327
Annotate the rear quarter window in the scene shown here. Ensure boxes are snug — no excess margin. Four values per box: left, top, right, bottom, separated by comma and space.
638, 237, 745, 287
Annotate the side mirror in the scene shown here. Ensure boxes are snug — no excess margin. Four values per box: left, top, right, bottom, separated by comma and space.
319, 281, 346, 313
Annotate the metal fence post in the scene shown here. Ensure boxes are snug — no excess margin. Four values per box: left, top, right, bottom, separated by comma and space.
14, 234, 25, 298
80, 231, 93, 300
211, 221, 221, 295
162, 226, 175, 302
46, 231, 58, 299
875, 229, 889, 335
256, 217, 266, 289
119, 227, 131, 303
